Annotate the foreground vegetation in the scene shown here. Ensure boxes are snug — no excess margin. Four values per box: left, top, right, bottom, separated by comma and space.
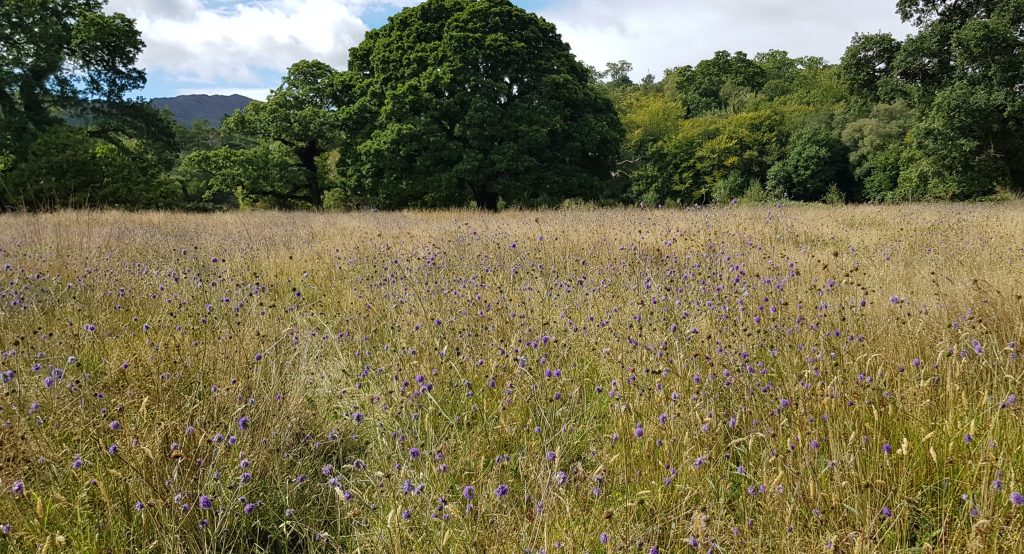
1, 204, 1022, 552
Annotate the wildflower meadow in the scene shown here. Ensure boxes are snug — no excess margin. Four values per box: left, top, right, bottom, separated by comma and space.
1, 204, 1022, 552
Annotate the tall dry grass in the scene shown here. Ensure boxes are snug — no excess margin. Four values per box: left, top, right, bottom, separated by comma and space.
0, 204, 1022, 552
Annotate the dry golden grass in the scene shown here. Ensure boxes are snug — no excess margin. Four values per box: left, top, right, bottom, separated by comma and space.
0, 203, 1022, 552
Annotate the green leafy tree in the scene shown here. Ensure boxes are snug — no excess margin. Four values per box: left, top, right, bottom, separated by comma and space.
839, 33, 903, 101
2, 125, 181, 209
178, 143, 309, 209
842, 101, 916, 201
223, 60, 356, 207
0, 0, 179, 210
767, 126, 851, 201
597, 60, 636, 91
1, 0, 146, 152
342, 0, 624, 210
891, 0, 1024, 196
675, 51, 767, 117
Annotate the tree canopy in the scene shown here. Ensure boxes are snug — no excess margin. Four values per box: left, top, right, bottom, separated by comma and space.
339, 0, 624, 210
2, 0, 1023, 211
0, 0, 177, 210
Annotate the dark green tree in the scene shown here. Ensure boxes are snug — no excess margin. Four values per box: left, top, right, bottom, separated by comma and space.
675, 51, 767, 117
223, 60, 356, 207
839, 33, 903, 101
0, 0, 179, 210
1, 0, 146, 153
767, 126, 851, 201
893, 0, 1024, 196
342, 0, 624, 210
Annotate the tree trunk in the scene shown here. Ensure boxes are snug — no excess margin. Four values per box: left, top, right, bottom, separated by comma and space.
296, 145, 322, 208
473, 188, 499, 211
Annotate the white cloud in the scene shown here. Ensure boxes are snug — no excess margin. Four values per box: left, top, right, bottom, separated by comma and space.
106, 0, 414, 87
538, 0, 915, 78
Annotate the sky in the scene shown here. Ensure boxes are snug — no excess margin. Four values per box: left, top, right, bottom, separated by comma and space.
103, 0, 915, 100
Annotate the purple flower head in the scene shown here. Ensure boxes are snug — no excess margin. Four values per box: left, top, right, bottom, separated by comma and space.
495, 484, 509, 499
599, 532, 609, 545
109, 420, 121, 431
237, 416, 250, 431
881, 506, 892, 518
134, 501, 144, 510
243, 503, 257, 514
546, 451, 556, 462
199, 495, 213, 510
462, 485, 475, 500
409, 447, 420, 460
11, 481, 24, 497
882, 443, 892, 456
634, 424, 644, 438
107, 443, 119, 456
1011, 492, 1024, 506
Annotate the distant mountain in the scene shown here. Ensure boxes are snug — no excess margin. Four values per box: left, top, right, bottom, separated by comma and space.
149, 94, 254, 127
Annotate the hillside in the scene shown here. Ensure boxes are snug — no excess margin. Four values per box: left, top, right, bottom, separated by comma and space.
149, 94, 254, 126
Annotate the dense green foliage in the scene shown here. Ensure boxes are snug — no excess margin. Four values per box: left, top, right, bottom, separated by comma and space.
338, 0, 623, 210
2, 0, 1023, 210
0, 0, 179, 210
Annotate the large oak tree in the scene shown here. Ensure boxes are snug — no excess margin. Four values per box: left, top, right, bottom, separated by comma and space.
341, 0, 624, 210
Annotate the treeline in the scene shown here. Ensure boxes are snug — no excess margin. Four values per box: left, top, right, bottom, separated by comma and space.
608, 0, 1024, 205
2, 0, 1022, 211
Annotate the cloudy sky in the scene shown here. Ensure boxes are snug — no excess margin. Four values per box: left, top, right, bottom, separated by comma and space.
104, 0, 915, 100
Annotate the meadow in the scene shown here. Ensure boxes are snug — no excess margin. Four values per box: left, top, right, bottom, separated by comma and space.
1, 204, 1023, 553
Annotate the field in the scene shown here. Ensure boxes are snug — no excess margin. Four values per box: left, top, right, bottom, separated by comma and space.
1, 204, 1023, 553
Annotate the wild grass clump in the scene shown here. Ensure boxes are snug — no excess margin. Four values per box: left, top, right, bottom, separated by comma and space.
0, 204, 1022, 552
